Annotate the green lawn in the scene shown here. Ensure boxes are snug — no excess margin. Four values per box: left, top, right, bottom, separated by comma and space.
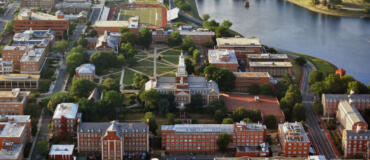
119, 7, 163, 26
288, 52, 337, 76
123, 69, 136, 84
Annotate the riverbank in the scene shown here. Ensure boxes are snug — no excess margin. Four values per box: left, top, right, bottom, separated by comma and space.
286, 0, 369, 17
287, 51, 337, 76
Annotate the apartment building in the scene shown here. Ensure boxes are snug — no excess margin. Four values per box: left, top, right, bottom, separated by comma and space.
208, 49, 239, 72
322, 93, 370, 117
249, 62, 293, 77
75, 64, 95, 81
15, 9, 70, 38
217, 37, 262, 61
51, 103, 79, 136
0, 89, 30, 115
278, 122, 310, 157
161, 122, 267, 154
232, 72, 271, 92
77, 121, 149, 159
0, 74, 40, 90
20, 48, 47, 74
179, 28, 215, 45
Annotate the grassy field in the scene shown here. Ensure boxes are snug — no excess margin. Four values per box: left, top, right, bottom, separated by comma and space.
119, 7, 163, 26
123, 69, 136, 84
287, 0, 369, 17
288, 52, 337, 76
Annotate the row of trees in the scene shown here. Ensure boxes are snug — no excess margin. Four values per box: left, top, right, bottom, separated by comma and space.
202, 14, 235, 38
204, 64, 236, 91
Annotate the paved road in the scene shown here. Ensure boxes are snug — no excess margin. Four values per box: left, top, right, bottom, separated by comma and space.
0, 2, 19, 34
169, 0, 203, 26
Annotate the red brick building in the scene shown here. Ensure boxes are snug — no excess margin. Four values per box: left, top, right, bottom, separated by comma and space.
161, 122, 267, 153
48, 144, 74, 160
322, 93, 370, 117
342, 129, 370, 159
233, 72, 271, 92
217, 37, 262, 62
1, 46, 30, 70
77, 121, 149, 159
249, 62, 293, 77
336, 101, 368, 133
15, 9, 70, 38
222, 93, 285, 123
152, 29, 171, 43
208, 49, 239, 72
52, 103, 79, 136
0, 89, 30, 115
20, 48, 47, 74
75, 64, 95, 81
179, 29, 214, 45
246, 54, 289, 66
278, 122, 310, 157
92, 17, 139, 35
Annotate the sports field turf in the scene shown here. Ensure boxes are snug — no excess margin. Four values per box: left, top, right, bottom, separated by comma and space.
119, 7, 163, 26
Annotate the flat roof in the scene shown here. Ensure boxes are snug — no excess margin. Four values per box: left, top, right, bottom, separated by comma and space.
75, 63, 95, 74
179, 30, 215, 36
18, 9, 65, 20
279, 122, 310, 142
53, 103, 78, 119
92, 21, 129, 27
233, 72, 271, 78
49, 144, 74, 155
208, 49, 238, 64
247, 53, 288, 59
0, 74, 40, 81
2, 45, 29, 51
249, 61, 292, 67
20, 48, 45, 62
0, 115, 30, 123
0, 123, 26, 138
0, 144, 23, 159
338, 101, 366, 128
162, 124, 235, 133
217, 37, 261, 46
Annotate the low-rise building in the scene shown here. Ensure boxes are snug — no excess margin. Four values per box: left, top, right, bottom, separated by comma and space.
55, 2, 92, 14
92, 16, 139, 35
48, 144, 74, 160
55, 10, 88, 23
0, 59, 13, 74
12, 29, 54, 50
52, 103, 79, 136
0, 89, 30, 115
247, 53, 288, 65
278, 122, 310, 157
322, 93, 370, 117
342, 129, 370, 159
152, 29, 172, 43
161, 122, 267, 153
336, 101, 368, 133
2, 46, 31, 70
15, 9, 70, 38
235, 143, 269, 157
20, 0, 55, 10
0, 74, 40, 90
75, 64, 95, 81
20, 48, 47, 74
95, 31, 121, 53
233, 72, 271, 92
249, 62, 292, 77
208, 49, 239, 72
222, 93, 285, 123
217, 37, 262, 61
179, 28, 214, 45
0, 115, 31, 141
77, 121, 149, 159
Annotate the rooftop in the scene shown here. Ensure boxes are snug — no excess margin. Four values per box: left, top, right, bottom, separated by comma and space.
0, 123, 26, 138
345, 129, 370, 139
338, 100, 367, 129
2, 45, 29, 51
0, 74, 40, 81
322, 94, 370, 102
49, 144, 74, 155
236, 142, 269, 153
217, 37, 261, 47
208, 49, 238, 64
78, 122, 148, 134
75, 63, 95, 74
20, 48, 45, 62
0, 144, 23, 160
249, 61, 292, 67
161, 124, 235, 133
53, 103, 78, 119
179, 29, 215, 36
0, 115, 30, 123
17, 9, 66, 20
0, 89, 30, 102
247, 53, 288, 59
93, 17, 139, 28
55, 2, 92, 8
233, 72, 271, 78
279, 122, 310, 142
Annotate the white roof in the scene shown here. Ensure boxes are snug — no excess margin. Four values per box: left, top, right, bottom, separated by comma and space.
208, 49, 238, 64
76, 64, 95, 74
0, 123, 26, 138
20, 48, 45, 62
53, 103, 78, 119
49, 145, 74, 155
217, 37, 261, 46
167, 8, 179, 21
162, 124, 234, 133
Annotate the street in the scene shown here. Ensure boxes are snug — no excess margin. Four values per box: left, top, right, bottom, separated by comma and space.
0, 2, 19, 33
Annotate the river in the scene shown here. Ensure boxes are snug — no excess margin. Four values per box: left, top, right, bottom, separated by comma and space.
196, 0, 370, 84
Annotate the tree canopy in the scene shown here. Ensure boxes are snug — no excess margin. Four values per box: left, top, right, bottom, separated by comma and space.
90, 51, 117, 74
70, 78, 96, 98
138, 27, 152, 49
139, 89, 160, 110
217, 133, 232, 152
66, 51, 86, 74
264, 115, 277, 129
142, 112, 158, 134
47, 92, 74, 113
204, 65, 236, 91
53, 40, 69, 54
168, 32, 182, 47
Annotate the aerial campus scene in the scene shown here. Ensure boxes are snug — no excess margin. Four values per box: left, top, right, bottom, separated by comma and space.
0, 0, 369, 159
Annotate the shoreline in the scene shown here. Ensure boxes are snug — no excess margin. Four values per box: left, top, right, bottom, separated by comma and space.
286, 0, 366, 18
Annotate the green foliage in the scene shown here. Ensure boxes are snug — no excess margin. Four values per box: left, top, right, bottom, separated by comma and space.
324, 74, 345, 93
142, 112, 158, 135
66, 47, 87, 74
185, 57, 195, 75
329, 0, 342, 5
248, 83, 260, 95
217, 133, 232, 152
203, 19, 234, 37
192, 49, 201, 64
187, 94, 204, 110
202, 14, 210, 21
37, 141, 49, 156
101, 78, 120, 91
77, 36, 88, 47
158, 93, 177, 115
222, 118, 234, 124
214, 109, 224, 123
86, 29, 97, 37
90, 51, 117, 74
168, 32, 182, 47
166, 113, 176, 125
4, 20, 14, 33
207, 99, 226, 113
120, 43, 137, 66
261, 83, 273, 95
174, 0, 191, 11
53, 40, 69, 54
181, 36, 196, 52
292, 103, 306, 122
365, 7, 370, 14
264, 115, 277, 129
139, 89, 160, 110
280, 84, 302, 121
103, 90, 124, 108
70, 78, 96, 98
138, 27, 152, 49
308, 70, 324, 85
119, 27, 130, 33
204, 65, 235, 91
232, 107, 248, 122
295, 56, 307, 66
133, 73, 149, 89
121, 32, 138, 45
313, 102, 323, 115
47, 92, 74, 113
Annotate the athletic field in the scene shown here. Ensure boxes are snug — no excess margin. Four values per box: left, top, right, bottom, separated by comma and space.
119, 7, 163, 26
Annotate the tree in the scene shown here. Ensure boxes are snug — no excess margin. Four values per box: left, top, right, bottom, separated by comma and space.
53, 40, 69, 54
202, 14, 210, 21
90, 51, 117, 74
181, 36, 195, 52
121, 32, 138, 45
184, 57, 195, 75
119, 27, 130, 33
133, 73, 149, 89
168, 32, 182, 47
308, 70, 324, 85
37, 141, 49, 157
243, 117, 253, 123
66, 52, 85, 74
329, 0, 342, 5
347, 81, 360, 94
166, 113, 176, 125
214, 109, 224, 123
222, 118, 234, 124
4, 20, 13, 33
313, 102, 323, 115
204, 64, 218, 80
232, 107, 248, 122
47, 92, 74, 113
260, 83, 273, 95
192, 49, 201, 64
215, 69, 236, 91
221, 20, 232, 28
102, 78, 120, 91
142, 112, 157, 134
139, 89, 160, 110
138, 27, 152, 49
77, 36, 88, 47
310, 81, 326, 96
104, 90, 124, 108
292, 103, 306, 122
295, 56, 307, 66
120, 42, 137, 66
203, 19, 219, 31
217, 133, 232, 152
215, 25, 233, 37
248, 109, 262, 122
187, 94, 203, 112
70, 78, 96, 98
248, 83, 260, 95
324, 74, 345, 93
207, 99, 226, 113
264, 115, 277, 129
